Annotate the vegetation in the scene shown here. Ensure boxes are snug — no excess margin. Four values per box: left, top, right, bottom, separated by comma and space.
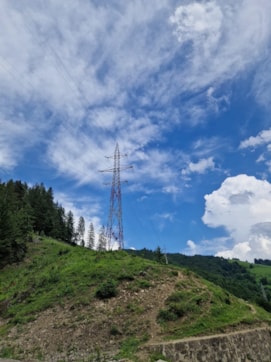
0, 239, 156, 326
0, 179, 96, 268
156, 272, 269, 339
128, 248, 271, 312
95, 280, 117, 299
0, 180, 63, 267
1, 238, 271, 361
1, 180, 271, 360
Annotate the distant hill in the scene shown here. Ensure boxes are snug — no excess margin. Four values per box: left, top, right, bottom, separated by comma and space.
1, 238, 271, 361
126, 249, 271, 312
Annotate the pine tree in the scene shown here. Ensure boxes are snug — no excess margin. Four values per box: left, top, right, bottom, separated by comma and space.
66, 211, 75, 244
87, 222, 95, 250
0, 182, 27, 267
77, 216, 85, 247
97, 226, 107, 251
154, 246, 167, 264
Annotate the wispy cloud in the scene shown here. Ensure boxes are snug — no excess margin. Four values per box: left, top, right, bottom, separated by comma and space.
168, 0, 271, 93
153, 212, 175, 231
1, 0, 271, 190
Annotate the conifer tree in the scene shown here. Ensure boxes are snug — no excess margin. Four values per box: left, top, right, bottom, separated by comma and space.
87, 222, 95, 250
77, 216, 85, 247
66, 211, 75, 244
97, 226, 107, 251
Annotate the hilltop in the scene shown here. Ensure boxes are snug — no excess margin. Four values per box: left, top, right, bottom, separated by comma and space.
1, 238, 271, 362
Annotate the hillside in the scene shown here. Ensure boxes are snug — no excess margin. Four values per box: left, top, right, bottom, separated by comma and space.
127, 249, 271, 311
1, 238, 271, 362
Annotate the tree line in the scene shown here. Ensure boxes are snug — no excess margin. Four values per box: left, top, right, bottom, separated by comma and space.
0, 179, 106, 268
254, 258, 271, 266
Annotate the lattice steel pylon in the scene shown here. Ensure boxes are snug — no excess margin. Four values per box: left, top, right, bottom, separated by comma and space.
100, 143, 132, 250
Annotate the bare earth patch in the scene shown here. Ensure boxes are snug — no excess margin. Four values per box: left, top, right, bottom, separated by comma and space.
0, 271, 180, 361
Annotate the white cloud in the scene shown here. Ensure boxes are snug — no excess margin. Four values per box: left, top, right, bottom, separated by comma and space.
0, 115, 43, 169
239, 129, 271, 149
187, 239, 196, 251
216, 242, 251, 260
47, 114, 175, 188
169, 0, 271, 94
202, 174, 271, 261
184, 236, 231, 256
0, 0, 180, 186
182, 157, 215, 175
162, 185, 180, 195
1, 0, 271, 188
170, 2, 223, 59
253, 58, 271, 110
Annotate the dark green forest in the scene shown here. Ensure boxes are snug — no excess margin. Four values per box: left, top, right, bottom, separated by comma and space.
0, 179, 76, 267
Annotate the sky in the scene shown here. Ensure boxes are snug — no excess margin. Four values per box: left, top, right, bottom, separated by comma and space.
1, 0, 271, 261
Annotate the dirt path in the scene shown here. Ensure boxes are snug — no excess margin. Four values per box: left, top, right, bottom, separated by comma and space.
147, 325, 270, 346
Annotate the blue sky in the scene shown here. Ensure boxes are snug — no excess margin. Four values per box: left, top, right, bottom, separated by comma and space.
1, 0, 271, 261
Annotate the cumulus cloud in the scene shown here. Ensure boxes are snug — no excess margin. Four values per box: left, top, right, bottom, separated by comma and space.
202, 174, 271, 261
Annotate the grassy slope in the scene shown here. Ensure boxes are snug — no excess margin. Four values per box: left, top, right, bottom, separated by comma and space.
239, 261, 271, 298
0, 238, 271, 361
128, 250, 271, 304
0, 238, 159, 324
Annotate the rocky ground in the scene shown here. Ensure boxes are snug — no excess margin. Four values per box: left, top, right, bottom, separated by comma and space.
0, 271, 180, 361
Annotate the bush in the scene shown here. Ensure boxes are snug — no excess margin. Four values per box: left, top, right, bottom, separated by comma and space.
110, 325, 122, 336
157, 308, 178, 322
168, 302, 185, 318
166, 291, 183, 303
95, 280, 117, 299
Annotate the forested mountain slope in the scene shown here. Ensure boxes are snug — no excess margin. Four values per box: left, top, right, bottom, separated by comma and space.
0, 179, 80, 268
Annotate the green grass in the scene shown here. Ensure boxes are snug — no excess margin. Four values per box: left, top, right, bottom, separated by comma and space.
0, 237, 161, 326
157, 273, 271, 339
247, 263, 271, 281
1, 237, 271, 361
238, 261, 271, 299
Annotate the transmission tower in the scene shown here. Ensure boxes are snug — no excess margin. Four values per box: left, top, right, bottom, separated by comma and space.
100, 143, 132, 250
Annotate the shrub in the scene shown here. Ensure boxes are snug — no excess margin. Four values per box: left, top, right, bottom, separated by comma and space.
110, 325, 122, 336
157, 308, 178, 322
166, 291, 183, 303
95, 280, 117, 299
168, 302, 185, 318
137, 279, 151, 289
